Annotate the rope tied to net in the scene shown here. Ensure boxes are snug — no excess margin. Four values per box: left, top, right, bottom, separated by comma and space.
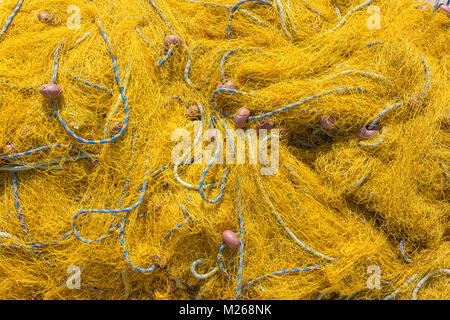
49, 20, 130, 145
0, 0, 24, 40
227, 0, 273, 40
367, 52, 430, 129
211, 86, 366, 123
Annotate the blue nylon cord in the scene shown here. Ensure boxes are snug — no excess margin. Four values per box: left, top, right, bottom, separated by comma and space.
235, 176, 245, 300
330, 0, 373, 32
274, 0, 293, 40
50, 21, 130, 145
227, 0, 273, 40
399, 238, 413, 263
368, 52, 430, 129
0, 144, 97, 165
156, 45, 174, 67
0, 0, 23, 40
241, 265, 322, 294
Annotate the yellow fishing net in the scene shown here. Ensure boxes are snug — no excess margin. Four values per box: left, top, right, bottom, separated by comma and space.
0, 0, 448, 300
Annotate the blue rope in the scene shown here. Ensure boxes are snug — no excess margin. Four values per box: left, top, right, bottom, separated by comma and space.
151, 162, 174, 178
254, 164, 337, 261
51, 40, 64, 84
383, 274, 420, 300
359, 128, 386, 147
217, 242, 233, 279
197, 119, 236, 204
418, 53, 431, 96
222, 119, 237, 160
335, 4, 341, 18
1, 153, 95, 250
104, 60, 131, 139
0, 229, 73, 249
119, 151, 161, 274
366, 40, 383, 48
302, 0, 324, 16
72, 147, 149, 245
198, 136, 230, 203
167, 95, 190, 109
412, 269, 450, 300
348, 169, 373, 191
0, 163, 65, 171
210, 87, 365, 121
324, 70, 386, 81
0, 231, 58, 267
172, 102, 222, 191
74, 128, 137, 244
367, 102, 405, 129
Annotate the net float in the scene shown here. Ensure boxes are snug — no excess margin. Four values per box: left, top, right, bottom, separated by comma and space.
442, 112, 450, 127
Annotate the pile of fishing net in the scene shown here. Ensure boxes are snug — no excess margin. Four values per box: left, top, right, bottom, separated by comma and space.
0, 0, 448, 300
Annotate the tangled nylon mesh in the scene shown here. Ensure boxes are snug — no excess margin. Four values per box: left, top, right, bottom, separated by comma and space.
0, 0, 448, 300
